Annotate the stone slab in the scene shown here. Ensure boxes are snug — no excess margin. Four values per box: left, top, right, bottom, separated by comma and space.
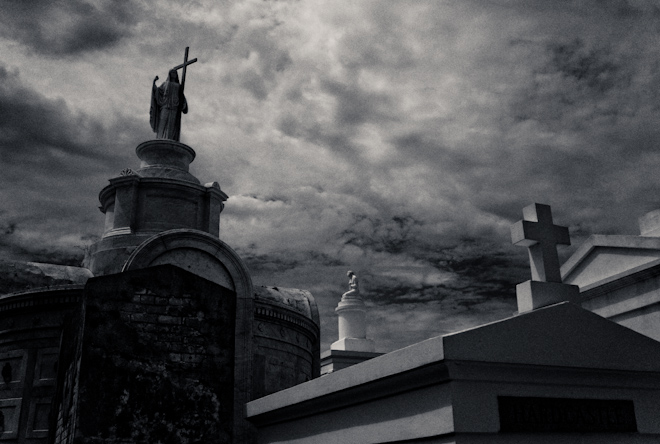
330, 337, 375, 352
320, 349, 382, 374
516, 280, 580, 312
246, 335, 446, 418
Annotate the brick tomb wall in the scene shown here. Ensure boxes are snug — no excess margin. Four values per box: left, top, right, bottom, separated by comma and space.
53, 265, 237, 444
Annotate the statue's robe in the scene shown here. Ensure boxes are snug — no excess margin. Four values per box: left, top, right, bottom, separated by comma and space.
150, 80, 188, 140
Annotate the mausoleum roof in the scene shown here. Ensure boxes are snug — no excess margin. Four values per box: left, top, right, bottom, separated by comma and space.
561, 234, 660, 289
254, 286, 317, 322
0, 260, 92, 296
248, 302, 660, 423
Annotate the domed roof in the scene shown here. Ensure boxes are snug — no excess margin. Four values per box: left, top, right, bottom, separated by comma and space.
0, 260, 92, 296
254, 286, 318, 322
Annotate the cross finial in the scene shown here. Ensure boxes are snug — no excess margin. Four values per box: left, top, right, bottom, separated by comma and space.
172, 47, 197, 92
511, 203, 570, 283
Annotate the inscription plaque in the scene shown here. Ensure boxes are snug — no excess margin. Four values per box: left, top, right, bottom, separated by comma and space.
498, 396, 637, 433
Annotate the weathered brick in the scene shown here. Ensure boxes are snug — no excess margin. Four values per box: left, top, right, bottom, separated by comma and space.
166, 305, 184, 316
120, 303, 141, 312
182, 331, 202, 341
181, 353, 204, 364
153, 296, 169, 306
130, 313, 158, 323
184, 318, 202, 329
135, 323, 157, 333
145, 305, 168, 314
157, 315, 182, 325
185, 344, 205, 354
140, 295, 156, 304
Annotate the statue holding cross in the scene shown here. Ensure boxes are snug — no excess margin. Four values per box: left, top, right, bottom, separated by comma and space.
150, 47, 198, 141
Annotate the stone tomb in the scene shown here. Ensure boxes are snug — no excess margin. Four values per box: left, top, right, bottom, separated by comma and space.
247, 302, 660, 443
51, 265, 239, 444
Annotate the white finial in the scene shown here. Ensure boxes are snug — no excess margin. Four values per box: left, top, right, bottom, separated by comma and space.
331, 270, 374, 352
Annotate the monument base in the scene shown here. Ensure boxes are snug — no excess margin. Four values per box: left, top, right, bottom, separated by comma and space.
331, 337, 375, 353
516, 280, 580, 313
320, 349, 382, 375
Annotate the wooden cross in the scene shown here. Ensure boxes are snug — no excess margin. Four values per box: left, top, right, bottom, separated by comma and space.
172, 47, 197, 91
511, 203, 570, 283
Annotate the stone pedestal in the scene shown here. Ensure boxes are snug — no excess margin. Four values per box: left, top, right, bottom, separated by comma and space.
84, 139, 228, 276
516, 280, 580, 313
136, 139, 199, 183
331, 299, 375, 353
320, 349, 382, 375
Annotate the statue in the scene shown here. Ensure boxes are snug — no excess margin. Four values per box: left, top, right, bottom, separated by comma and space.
149, 47, 197, 141
342, 271, 360, 300
150, 70, 187, 140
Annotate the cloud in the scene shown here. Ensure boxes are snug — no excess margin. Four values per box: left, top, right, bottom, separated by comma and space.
0, 67, 113, 167
0, 66, 146, 264
0, 0, 141, 56
4, 0, 660, 352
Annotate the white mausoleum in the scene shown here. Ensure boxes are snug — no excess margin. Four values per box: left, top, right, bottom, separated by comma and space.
246, 203, 660, 443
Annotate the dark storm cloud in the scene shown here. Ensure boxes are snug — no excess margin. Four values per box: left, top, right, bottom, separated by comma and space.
0, 66, 145, 264
0, 66, 139, 171
339, 215, 423, 255
362, 239, 526, 305
548, 40, 622, 93
321, 79, 396, 127
1, 0, 140, 55
275, 78, 398, 161
389, 133, 477, 172
6, 0, 660, 352
1, 67, 102, 166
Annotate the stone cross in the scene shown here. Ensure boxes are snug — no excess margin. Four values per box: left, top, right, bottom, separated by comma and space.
172, 47, 197, 92
511, 203, 570, 283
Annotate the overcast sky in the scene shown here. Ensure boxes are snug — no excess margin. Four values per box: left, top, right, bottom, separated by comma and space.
2, 0, 660, 352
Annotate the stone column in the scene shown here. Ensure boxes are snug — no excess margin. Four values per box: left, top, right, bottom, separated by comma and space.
331, 271, 375, 353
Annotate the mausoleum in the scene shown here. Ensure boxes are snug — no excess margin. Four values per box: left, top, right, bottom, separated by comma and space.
561, 209, 660, 341
0, 137, 320, 444
246, 204, 660, 443
0, 49, 320, 443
